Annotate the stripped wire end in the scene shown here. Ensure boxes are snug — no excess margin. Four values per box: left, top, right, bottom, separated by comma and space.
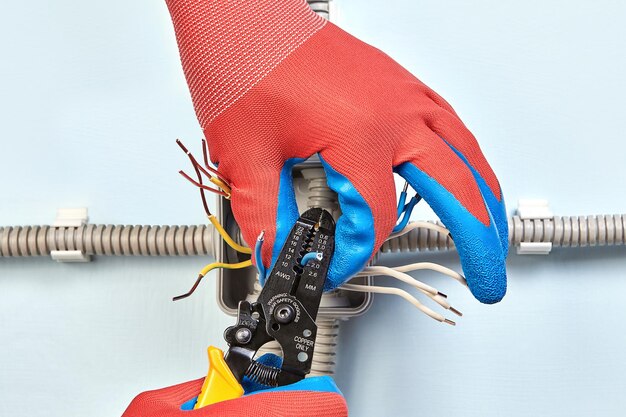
341, 283, 456, 326
255, 231, 267, 281
396, 182, 409, 218
351, 233, 470, 326
300, 251, 323, 266
173, 274, 204, 301
174, 260, 253, 302
176, 138, 231, 198
175, 138, 191, 155
393, 192, 421, 233
450, 306, 463, 317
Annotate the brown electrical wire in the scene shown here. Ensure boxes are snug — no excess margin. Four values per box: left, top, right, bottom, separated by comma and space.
173, 139, 253, 302
173, 274, 204, 301
201, 138, 229, 184
178, 170, 230, 198
176, 139, 230, 206
173, 260, 252, 301
176, 139, 225, 183
176, 138, 230, 185
176, 142, 213, 216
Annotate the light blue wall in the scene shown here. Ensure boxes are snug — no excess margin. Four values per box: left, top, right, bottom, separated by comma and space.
1, 1, 625, 416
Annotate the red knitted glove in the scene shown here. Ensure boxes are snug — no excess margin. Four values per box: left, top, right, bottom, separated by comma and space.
122, 377, 347, 417
166, 0, 508, 303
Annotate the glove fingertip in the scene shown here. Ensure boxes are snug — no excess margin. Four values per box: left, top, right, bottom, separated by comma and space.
395, 161, 507, 304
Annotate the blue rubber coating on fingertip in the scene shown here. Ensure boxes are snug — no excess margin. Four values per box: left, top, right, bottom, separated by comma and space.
441, 139, 509, 255
319, 155, 376, 291
395, 162, 507, 304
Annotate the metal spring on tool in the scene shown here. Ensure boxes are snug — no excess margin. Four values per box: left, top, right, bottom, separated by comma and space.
245, 360, 281, 387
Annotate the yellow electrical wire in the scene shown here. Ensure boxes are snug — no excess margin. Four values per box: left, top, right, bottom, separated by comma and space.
209, 177, 231, 196
174, 259, 252, 301
208, 214, 252, 254
199, 259, 252, 278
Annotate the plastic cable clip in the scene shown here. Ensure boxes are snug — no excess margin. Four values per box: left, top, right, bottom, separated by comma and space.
51, 208, 91, 263
516, 199, 553, 255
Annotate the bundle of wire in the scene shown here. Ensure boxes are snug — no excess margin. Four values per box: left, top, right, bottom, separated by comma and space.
173, 139, 251, 301
340, 182, 466, 326
174, 143, 468, 326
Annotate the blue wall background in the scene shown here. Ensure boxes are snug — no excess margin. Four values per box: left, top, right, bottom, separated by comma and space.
1, 1, 625, 416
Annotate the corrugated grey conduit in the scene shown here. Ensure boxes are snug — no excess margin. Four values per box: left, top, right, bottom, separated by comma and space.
0, 224, 214, 258
2, 214, 623, 377
2, 215, 625, 258
380, 215, 626, 253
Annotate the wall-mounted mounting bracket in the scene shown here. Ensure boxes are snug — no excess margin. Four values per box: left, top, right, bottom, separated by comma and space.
516, 199, 553, 255
51, 208, 91, 263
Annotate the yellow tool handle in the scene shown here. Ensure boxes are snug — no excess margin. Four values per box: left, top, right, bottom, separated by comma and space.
194, 346, 245, 409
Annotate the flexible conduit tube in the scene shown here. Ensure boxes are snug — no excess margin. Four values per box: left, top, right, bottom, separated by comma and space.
2, 215, 625, 258
381, 215, 626, 253
306, 0, 331, 20
0, 225, 214, 257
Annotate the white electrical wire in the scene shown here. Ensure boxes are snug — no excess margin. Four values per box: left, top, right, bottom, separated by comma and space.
358, 265, 441, 296
381, 215, 626, 253
341, 283, 455, 325
353, 263, 464, 323
387, 221, 450, 241
357, 266, 458, 313
392, 262, 467, 287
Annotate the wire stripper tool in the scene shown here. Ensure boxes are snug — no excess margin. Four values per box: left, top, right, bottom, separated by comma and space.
194, 207, 335, 408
